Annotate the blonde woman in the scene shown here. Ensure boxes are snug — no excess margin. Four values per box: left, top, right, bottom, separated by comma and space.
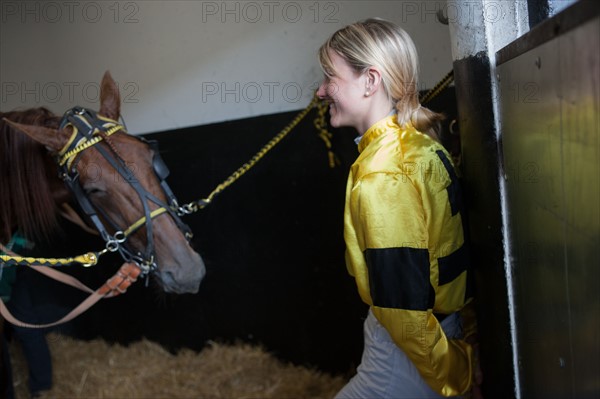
317, 19, 482, 398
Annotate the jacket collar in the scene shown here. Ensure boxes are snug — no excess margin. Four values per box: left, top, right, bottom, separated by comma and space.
358, 114, 402, 153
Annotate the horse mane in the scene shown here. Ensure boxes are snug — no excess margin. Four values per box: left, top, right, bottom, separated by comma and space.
0, 107, 63, 244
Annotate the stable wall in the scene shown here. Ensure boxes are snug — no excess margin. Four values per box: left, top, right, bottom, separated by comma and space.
448, 1, 599, 397
497, 3, 600, 397
1, 1, 453, 134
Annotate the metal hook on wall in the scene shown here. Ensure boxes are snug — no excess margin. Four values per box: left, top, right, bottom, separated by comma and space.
437, 9, 449, 25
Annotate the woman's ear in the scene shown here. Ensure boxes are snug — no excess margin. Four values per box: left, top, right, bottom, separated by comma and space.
365, 67, 383, 93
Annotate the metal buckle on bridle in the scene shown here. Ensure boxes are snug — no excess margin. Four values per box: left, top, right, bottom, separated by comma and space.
138, 255, 157, 274
104, 231, 126, 253
130, 254, 157, 287
173, 201, 197, 216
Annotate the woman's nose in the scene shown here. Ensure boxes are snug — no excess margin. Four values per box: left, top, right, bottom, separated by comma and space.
316, 81, 327, 99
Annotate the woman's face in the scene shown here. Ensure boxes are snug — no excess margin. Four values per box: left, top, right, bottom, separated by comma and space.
317, 51, 367, 131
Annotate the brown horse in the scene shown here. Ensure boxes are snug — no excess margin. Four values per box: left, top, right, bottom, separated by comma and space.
0, 72, 206, 397
1, 70, 206, 291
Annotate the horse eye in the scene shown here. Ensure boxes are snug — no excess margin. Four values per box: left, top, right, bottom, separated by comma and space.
85, 186, 106, 196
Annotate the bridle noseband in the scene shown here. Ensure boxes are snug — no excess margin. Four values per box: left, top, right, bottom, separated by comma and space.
57, 106, 192, 276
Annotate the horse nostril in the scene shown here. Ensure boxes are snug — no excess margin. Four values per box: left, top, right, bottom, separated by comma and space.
158, 263, 205, 294
159, 270, 177, 288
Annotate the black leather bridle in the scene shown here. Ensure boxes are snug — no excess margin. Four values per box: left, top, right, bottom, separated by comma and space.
57, 106, 192, 276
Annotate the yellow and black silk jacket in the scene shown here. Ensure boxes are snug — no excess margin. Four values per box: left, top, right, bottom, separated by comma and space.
344, 115, 475, 396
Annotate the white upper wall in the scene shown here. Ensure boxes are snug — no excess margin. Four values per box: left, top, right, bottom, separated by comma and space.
1, 1, 453, 134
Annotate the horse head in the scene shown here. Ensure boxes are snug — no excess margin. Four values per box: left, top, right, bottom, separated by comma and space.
2, 71, 205, 294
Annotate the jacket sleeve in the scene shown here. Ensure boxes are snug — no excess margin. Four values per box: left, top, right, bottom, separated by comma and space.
355, 171, 473, 396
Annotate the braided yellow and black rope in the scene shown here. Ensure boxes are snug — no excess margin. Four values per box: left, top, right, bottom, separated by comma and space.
184, 93, 322, 211
0, 251, 100, 267
420, 70, 454, 105
314, 99, 339, 168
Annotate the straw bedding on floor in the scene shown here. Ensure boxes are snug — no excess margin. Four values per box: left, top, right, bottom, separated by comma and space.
9, 333, 347, 398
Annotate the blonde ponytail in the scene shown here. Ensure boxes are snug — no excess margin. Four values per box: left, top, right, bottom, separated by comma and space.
407, 104, 444, 141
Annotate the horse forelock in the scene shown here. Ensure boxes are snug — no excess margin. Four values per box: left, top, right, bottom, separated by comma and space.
0, 107, 63, 244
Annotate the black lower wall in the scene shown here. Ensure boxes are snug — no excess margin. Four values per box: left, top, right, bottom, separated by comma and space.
16, 105, 366, 375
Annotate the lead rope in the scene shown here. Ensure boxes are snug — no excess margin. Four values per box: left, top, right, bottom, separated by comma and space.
420, 70, 454, 105
0, 71, 455, 268
0, 93, 321, 268
314, 97, 338, 168
0, 242, 101, 267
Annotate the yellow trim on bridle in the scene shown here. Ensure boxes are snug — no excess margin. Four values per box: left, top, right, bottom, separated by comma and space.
58, 123, 125, 168
58, 125, 82, 156
123, 207, 169, 238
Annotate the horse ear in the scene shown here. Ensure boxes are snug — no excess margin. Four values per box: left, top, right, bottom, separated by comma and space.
99, 70, 121, 121
2, 118, 67, 152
